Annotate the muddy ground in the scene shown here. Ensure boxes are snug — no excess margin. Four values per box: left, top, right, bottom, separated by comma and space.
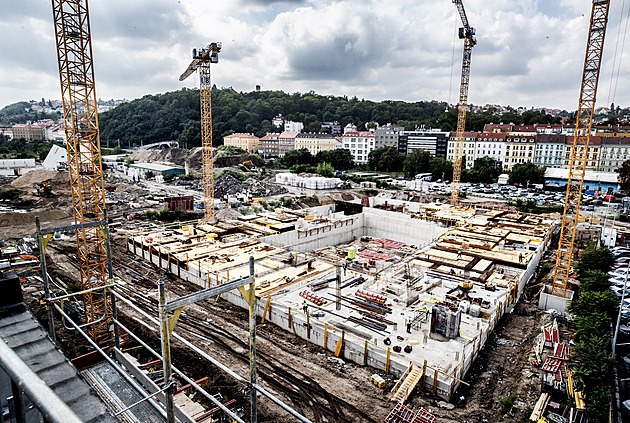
3, 167, 554, 422
21, 230, 550, 423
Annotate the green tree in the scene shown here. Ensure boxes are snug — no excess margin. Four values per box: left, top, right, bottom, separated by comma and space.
574, 243, 614, 278
508, 162, 545, 186
280, 148, 314, 167
617, 159, 630, 191
316, 161, 334, 177
429, 157, 453, 181
403, 149, 432, 178
580, 270, 611, 292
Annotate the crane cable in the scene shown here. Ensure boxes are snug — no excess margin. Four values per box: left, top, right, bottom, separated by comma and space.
606, 0, 630, 107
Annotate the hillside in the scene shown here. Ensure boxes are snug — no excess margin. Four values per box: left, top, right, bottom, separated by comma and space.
97, 88, 450, 148
0, 101, 59, 125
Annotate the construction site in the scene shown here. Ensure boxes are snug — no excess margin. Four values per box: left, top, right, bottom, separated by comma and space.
0, 0, 617, 423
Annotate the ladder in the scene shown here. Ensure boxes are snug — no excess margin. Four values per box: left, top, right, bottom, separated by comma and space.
391, 364, 423, 403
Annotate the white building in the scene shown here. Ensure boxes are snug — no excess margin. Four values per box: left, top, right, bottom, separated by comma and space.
342, 131, 375, 164
474, 132, 506, 167
42, 145, 68, 170
284, 121, 304, 132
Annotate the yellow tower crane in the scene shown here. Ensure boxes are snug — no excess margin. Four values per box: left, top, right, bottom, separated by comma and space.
450, 0, 477, 206
52, 0, 113, 344
552, 0, 610, 298
179, 43, 221, 224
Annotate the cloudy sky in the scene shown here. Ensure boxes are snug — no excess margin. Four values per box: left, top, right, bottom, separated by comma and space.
1, 0, 629, 111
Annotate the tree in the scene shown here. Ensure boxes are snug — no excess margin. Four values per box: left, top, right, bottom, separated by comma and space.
279, 148, 314, 167
617, 159, 630, 191
368, 147, 388, 170
429, 157, 453, 181
574, 243, 614, 278
403, 149, 431, 178
580, 270, 611, 292
316, 162, 334, 177
508, 162, 545, 186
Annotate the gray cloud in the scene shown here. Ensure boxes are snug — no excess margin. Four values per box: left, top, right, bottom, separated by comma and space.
0, 0, 627, 111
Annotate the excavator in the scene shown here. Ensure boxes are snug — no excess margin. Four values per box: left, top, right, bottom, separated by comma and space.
239, 160, 256, 172
34, 182, 53, 197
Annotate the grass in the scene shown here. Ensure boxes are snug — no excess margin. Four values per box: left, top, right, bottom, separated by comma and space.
499, 392, 517, 415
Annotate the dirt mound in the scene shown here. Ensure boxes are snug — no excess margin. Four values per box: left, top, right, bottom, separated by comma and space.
11, 170, 71, 193
249, 180, 287, 197
214, 154, 263, 168
215, 207, 243, 221
214, 174, 245, 198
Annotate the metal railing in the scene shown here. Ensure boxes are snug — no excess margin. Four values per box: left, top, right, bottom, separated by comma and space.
0, 339, 82, 423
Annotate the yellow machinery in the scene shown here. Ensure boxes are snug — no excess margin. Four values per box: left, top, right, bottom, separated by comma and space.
52, 0, 112, 343
239, 160, 255, 172
34, 182, 52, 197
371, 374, 386, 389
450, 0, 477, 206
551, 1, 610, 298
180, 43, 221, 224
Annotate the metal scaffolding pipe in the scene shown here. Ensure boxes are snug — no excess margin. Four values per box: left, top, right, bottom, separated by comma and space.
53, 304, 168, 420
0, 339, 82, 423
114, 320, 246, 423
111, 288, 312, 422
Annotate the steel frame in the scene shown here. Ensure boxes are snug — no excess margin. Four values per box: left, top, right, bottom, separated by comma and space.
551, 0, 610, 297
52, 0, 112, 344
450, 0, 476, 206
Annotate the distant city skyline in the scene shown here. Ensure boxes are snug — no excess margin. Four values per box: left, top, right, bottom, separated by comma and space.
1, 0, 629, 112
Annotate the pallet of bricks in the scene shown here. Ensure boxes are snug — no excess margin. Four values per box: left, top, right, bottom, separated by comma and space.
384, 403, 435, 423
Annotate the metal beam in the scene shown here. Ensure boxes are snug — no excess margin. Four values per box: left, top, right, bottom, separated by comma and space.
165, 276, 250, 313
38, 219, 108, 235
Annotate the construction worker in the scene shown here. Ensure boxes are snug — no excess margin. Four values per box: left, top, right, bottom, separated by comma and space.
424, 306, 430, 319
406, 315, 412, 333
303, 300, 309, 315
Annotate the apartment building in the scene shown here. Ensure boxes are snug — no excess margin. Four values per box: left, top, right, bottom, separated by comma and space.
260, 133, 281, 158
294, 133, 337, 155
342, 131, 375, 164
12, 124, 46, 141
447, 132, 477, 169
533, 134, 565, 168
374, 124, 403, 149
474, 133, 506, 166
562, 136, 601, 170
278, 131, 299, 157
599, 136, 630, 172
503, 133, 536, 171
223, 133, 260, 154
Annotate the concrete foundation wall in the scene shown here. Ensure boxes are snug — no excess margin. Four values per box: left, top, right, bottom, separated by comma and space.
362, 208, 448, 246
262, 215, 365, 252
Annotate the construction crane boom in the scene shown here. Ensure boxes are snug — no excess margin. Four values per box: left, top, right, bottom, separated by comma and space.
451, 0, 477, 206
551, 0, 610, 297
52, 0, 112, 344
180, 43, 221, 223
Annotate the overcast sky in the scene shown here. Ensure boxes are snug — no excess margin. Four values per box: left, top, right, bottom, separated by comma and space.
1, 0, 629, 111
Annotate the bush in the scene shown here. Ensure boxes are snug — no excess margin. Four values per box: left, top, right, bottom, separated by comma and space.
498, 392, 516, 415
216, 169, 249, 182
145, 208, 191, 222
0, 188, 23, 201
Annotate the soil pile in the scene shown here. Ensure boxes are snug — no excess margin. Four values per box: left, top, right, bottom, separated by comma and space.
11, 170, 71, 193
249, 180, 287, 197
213, 174, 245, 198
215, 208, 243, 221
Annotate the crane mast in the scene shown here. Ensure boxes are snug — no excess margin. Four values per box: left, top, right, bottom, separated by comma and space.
180, 44, 221, 224
551, 0, 610, 297
451, 0, 477, 206
52, 0, 112, 344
